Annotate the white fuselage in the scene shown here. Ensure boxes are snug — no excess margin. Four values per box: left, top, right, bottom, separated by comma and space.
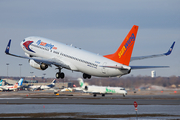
29, 84, 54, 90
0, 84, 18, 91
84, 85, 127, 95
21, 36, 130, 77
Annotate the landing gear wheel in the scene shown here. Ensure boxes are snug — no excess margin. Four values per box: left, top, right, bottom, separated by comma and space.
87, 75, 91, 79
83, 73, 91, 79
56, 72, 65, 79
60, 72, 65, 79
83, 73, 87, 79
56, 72, 61, 79
93, 94, 97, 97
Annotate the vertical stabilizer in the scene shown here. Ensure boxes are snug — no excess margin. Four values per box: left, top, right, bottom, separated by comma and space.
0, 80, 3, 86
51, 79, 56, 85
13, 83, 18, 88
78, 78, 85, 88
18, 78, 24, 86
104, 25, 139, 66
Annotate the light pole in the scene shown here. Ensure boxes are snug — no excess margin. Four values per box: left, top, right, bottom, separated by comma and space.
30, 72, 34, 83
43, 73, 46, 83
19, 64, 22, 78
6, 63, 9, 82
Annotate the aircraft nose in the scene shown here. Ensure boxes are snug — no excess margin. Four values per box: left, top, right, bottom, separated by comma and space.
20, 41, 23, 48
20, 39, 25, 48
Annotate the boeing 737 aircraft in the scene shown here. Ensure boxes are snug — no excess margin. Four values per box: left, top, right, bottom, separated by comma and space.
0, 78, 23, 91
77, 78, 127, 97
5, 25, 175, 79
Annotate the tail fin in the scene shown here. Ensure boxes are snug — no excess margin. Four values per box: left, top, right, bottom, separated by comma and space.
0, 80, 3, 86
51, 79, 56, 85
104, 25, 139, 66
78, 78, 85, 88
18, 78, 23, 86
13, 83, 18, 88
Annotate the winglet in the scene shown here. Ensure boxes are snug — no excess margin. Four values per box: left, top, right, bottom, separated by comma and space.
164, 41, 175, 56
5, 39, 11, 54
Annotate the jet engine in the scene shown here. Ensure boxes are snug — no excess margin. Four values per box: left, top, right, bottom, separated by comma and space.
29, 59, 48, 70
85, 86, 88, 90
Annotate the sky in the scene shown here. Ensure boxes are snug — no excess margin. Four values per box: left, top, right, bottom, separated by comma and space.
0, 0, 180, 78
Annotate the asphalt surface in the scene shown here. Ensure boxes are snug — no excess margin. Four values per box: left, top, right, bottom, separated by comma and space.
0, 90, 180, 105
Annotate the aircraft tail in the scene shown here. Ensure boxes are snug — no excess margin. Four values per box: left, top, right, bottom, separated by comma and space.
13, 83, 18, 88
104, 25, 139, 66
78, 78, 85, 88
0, 79, 3, 86
18, 78, 24, 86
51, 79, 56, 85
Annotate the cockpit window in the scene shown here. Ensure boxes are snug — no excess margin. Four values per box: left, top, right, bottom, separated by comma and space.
23, 39, 25, 42
120, 88, 125, 90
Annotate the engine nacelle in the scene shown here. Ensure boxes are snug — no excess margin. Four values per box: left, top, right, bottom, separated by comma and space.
85, 86, 88, 90
29, 60, 48, 70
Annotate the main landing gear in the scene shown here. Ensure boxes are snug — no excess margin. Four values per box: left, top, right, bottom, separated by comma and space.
83, 73, 91, 79
56, 68, 65, 79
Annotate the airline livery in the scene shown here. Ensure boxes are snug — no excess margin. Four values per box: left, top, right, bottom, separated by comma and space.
0, 78, 23, 91
0, 79, 3, 86
5, 25, 175, 79
28, 79, 56, 91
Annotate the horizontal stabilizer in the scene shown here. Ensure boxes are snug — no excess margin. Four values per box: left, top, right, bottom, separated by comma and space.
131, 66, 169, 69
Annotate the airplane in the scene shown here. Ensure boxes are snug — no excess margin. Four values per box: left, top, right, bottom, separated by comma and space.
28, 79, 56, 91
77, 78, 127, 97
0, 78, 23, 91
5, 25, 175, 79
61, 87, 74, 92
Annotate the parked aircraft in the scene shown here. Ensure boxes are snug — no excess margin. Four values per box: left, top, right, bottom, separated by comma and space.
0, 79, 3, 86
0, 78, 23, 91
28, 79, 56, 91
61, 87, 73, 92
5, 25, 175, 79
77, 78, 127, 97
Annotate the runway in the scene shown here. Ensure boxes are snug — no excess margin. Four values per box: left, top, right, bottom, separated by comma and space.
0, 90, 180, 119
0, 90, 180, 105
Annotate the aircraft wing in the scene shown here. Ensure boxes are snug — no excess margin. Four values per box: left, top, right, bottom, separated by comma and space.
130, 41, 175, 61
5, 40, 70, 69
